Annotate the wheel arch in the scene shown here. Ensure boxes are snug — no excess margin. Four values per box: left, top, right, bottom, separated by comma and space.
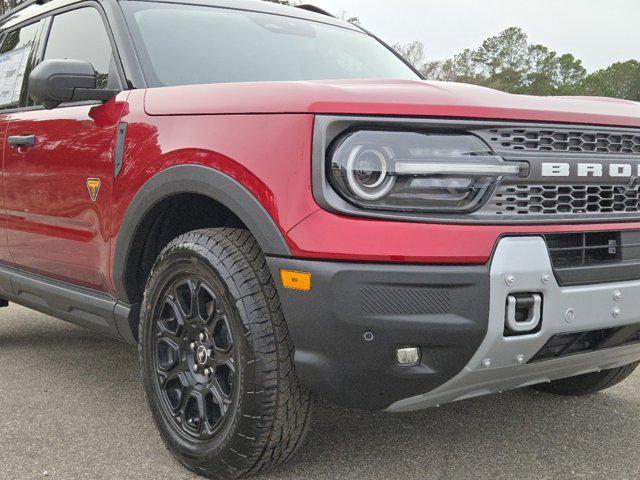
113, 164, 291, 305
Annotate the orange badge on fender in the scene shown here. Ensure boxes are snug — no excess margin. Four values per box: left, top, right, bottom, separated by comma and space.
87, 178, 101, 202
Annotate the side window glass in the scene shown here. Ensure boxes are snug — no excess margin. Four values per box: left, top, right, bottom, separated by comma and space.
44, 8, 118, 90
0, 22, 39, 110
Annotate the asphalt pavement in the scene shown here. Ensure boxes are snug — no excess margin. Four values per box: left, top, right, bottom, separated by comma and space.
1, 304, 639, 480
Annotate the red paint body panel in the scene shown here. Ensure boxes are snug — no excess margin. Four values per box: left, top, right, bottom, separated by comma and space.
113, 91, 317, 235
286, 210, 640, 264
3, 93, 129, 291
145, 79, 640, 128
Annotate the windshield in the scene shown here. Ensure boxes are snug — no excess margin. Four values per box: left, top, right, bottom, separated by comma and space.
122, 1, 420, 87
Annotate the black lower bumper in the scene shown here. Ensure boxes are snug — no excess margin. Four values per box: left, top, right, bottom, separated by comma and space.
267, 257, 490, 411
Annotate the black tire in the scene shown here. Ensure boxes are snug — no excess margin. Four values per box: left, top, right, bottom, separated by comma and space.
139, 228, 312, 479
532, 361, 640, 396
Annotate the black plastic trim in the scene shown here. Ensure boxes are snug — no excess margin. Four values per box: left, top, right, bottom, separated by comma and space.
0, 263, 136, 343
554, 262, 640, 286
7, 134, 36, 147
114, 121, 127, 176
295, 4, 334, 17
113, 164, 291, 304
267, 256, 490, 410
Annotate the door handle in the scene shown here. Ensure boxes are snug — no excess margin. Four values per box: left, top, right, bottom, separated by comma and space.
8, 134, 36, 148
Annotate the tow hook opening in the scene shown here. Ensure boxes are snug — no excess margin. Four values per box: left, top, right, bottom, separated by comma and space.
505, 293, 543, 336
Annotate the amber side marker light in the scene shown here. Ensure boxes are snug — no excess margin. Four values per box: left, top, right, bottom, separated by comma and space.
280, 270, 312, 292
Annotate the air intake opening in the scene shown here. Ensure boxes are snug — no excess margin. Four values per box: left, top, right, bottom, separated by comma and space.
543, 230, 640, 286
530, 323, 640, 363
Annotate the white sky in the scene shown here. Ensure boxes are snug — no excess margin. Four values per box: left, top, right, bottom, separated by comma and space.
312, 0, 639, 72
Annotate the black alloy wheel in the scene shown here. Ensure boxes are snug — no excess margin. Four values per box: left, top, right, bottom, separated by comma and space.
154, 273, 238, 440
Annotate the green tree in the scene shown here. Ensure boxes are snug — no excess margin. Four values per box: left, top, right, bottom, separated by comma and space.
476, 27, 529, 92
525, 44, 559, 95
582, 60, 640, 100
555, 54, 588, 95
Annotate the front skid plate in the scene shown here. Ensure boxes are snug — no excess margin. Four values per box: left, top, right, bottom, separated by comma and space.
387, 237, 640, 412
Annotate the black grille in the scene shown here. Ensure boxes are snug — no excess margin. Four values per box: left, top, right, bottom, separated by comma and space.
478, 127, 640, 154
530, 324, 640, 363
487, 184, 640, 216
545, 231, 622, 268
544, 231, 640, 285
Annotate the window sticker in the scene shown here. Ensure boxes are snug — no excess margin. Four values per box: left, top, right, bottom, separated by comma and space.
0, 45, 31, 107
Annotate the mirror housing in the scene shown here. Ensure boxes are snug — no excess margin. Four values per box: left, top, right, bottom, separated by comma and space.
28, 59, 120, 109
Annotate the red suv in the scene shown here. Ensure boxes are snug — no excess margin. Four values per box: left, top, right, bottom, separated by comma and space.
2, 0, 640, 477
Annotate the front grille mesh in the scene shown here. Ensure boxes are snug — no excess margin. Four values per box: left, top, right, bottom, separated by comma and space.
486, 184, 640, 216
542, 230, 640, 285
478, 128, 640, 154
544, 231, 621, 269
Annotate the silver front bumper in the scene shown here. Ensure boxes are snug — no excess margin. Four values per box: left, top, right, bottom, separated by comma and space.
387, 236, 640, 413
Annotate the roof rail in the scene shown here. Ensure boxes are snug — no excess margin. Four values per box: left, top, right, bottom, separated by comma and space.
0, 0, 50, 24
295, 4, 335, 18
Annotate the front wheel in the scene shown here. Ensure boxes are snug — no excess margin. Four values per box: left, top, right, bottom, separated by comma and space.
139, 228, 312, 479
532, 361, 639, 396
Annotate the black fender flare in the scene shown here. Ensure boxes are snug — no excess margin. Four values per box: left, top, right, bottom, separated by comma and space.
113, 164, 291, 304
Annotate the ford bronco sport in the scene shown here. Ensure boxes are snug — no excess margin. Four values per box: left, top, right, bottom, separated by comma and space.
0, 0, 639, 477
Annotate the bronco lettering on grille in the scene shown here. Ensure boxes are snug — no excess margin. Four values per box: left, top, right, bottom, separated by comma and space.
541, 163, 640, 178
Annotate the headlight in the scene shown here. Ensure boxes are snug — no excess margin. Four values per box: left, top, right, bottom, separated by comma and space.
328, 130, 527, 214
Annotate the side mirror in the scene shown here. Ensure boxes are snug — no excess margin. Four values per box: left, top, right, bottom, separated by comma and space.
28, 59, 120, 110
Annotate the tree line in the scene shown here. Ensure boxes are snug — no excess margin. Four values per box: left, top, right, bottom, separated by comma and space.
393, 28, 639, 101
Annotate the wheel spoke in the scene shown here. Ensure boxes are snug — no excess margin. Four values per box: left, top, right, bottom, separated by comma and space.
156, 337, 181, 373
213, 349, 235, 373
174, 279, 196, 319
212, 315, 232, 352
156, 299, 185, 340
197, 283, 217, 325
158, 371, 190, 412
158, 357, 187, 380
182, 390, 206, 435
209, 382, 230, 417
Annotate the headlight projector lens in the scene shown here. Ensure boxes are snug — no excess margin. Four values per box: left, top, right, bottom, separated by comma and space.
346, 145, 395, 200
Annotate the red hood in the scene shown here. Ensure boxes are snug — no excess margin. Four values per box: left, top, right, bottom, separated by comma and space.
144, 79, 640, 128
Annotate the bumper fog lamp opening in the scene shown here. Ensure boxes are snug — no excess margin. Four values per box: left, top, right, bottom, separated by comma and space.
396, 347, 421, 367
